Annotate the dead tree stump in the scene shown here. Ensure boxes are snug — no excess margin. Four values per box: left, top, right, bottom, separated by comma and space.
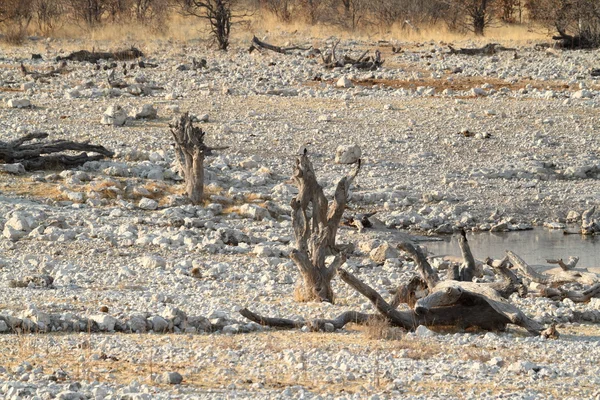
0, 132, 113, 171
169, 113, 225, 205
290, 151, 360, 303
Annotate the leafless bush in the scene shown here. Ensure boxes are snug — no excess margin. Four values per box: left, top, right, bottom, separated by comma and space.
33, 0, 65, 35
528, 0, 600, 48
0, 0, 33, 44
65, 0, 107, 27
177, 0, 249, 50
259, 0, 292, 21
442, 0, 498, 35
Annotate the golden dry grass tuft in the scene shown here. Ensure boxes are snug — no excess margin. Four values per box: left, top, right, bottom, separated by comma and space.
363, 316, 403, 341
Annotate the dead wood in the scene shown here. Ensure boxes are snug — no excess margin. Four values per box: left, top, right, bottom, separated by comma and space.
57, 47, 144, 63
239, 308, 372, 331
0, 132, 113, 171
398, 242, 544, 335
552, 29, 597, 49
248, 36, 311, 55
321, 41, 383, 70
531, 283, 600, 303
390, 276, 428, 309
547, 257, 579, 271
457, 229, 481, 281
507, 251, 598, 287
580, 206, 599, 235
20, 61, 70, 81
169, 112, 225, 205
448, 43, 516, 55
290, 151, 360, 303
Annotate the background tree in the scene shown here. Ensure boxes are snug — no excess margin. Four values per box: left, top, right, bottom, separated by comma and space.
527, 0, 600, 48
178, 0, 245, 50
0, 0, 34, 43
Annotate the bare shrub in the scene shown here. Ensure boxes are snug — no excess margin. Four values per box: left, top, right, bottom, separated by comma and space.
259, 0, 292, 21
65, 0, 107, 27
528, 0, 600, 48
177, 0, 248, 50
0, 0, 33, 44
33, 0, 65, 35
442, 0, 498, 35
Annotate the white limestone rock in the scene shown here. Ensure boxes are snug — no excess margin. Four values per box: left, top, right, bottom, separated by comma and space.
335, 144, 361, 164
101, 105, 128, 126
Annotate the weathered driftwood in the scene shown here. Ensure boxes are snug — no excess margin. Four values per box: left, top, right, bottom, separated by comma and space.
290, 151, 360, 303
248, 36, 312, 55
240, 239, 546, 335
507, 251, 598, 287
581, 206, 599, 235
531, 283, 600, 303
507, 250, 600, 302
0, 132, 113, 171
239, 308, 372, 331
169, 113, 225, 205
457, 229, 482, 281
57, 47, 144, 63
399, 242, 543, 334
20, 61, 70, 81
547, 257, 579, 271
321, 41, 383, 70
448, 43, 516, 55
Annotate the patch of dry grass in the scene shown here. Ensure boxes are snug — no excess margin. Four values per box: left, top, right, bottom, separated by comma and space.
363, 316, 403, 341
1, 326, 599, 397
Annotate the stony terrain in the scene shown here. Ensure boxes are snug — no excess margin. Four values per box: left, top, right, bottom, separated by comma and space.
0, 34, 600, 398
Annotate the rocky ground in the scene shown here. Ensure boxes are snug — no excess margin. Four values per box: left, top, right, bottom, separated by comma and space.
0, 34, 600, 398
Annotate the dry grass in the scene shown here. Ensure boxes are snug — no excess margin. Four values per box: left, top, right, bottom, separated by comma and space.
2, 327, 597, 397
0, 178, 68, 201
363, 316, 403, 341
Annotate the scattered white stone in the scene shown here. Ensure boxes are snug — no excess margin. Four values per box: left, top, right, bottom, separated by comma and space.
139, 255, 166, 269
138, 197, 158, 210
7, 98, 31, 108
415, 325, 435, 338
336, 76, 353, 88
101, 105, 128, 126
0, 163, 25, 175
131, 104, 158, 119
335, 144, 361, 164
90, 314, 117, 331
239, 204, 268, 220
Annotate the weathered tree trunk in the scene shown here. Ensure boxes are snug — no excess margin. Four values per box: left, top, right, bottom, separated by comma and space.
398, 242, 544, 335
241, 241, 548, 336
169, 113, 225, 205
507, 251, 598, 287
457, 230, 481, 281
290, 152, 360, 303
57, 47, 144, 62
0, 132, 113, 171
507, 250, 600, 302
248, 36, 311, 54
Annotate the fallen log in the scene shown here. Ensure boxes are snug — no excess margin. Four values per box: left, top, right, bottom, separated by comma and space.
20, 61, 70, 81
239, 308, 372, 331
399, 242, 543, 335
248, 36, 311, 55
57, 47, 144, 63
507, 251, 598, 287
0, 132, 113, 171
321, 41, 383, 70
448, 43, 516, 55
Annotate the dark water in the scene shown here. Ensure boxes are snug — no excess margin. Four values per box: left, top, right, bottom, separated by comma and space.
421, 229, 600, 269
